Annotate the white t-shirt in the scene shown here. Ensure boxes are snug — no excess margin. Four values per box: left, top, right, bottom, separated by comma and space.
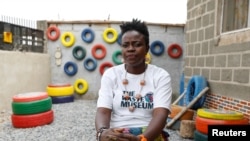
97, 64, 172, 128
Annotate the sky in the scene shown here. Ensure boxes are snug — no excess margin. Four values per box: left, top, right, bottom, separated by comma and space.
0, 0, 187, 24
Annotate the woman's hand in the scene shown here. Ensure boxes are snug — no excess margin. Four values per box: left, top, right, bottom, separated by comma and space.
100, 128, 140, 141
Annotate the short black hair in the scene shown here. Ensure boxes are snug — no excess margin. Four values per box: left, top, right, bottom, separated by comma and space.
120, 19, 149, 46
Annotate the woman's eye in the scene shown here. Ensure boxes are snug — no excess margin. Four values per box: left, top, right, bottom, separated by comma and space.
121, 44, 128, 48
133, 42, 142, 47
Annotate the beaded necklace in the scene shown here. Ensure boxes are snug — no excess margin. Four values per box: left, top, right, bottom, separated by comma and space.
122, 64, 147, 112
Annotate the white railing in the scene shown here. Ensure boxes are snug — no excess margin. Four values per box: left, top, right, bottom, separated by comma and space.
0, 15, 37, 29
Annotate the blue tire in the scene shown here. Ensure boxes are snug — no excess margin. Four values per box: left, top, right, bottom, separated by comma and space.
150, 40, 165, 56
185, 75, 208, 110
51, 95, 74, 104
64, 61, 78, 76
117, 33, 122, 46
84, 57, 97, 71
81, 28, 95, 43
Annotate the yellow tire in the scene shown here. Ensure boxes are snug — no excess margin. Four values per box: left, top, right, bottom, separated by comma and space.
61, 32, 75, 47
145, 52, 151, 64
197, 108, 244, 120
74, 79, 89, 95
103, 27, 118, 43
47, 86, 74, 96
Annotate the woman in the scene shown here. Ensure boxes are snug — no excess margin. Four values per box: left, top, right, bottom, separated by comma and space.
95, 19, 172, 141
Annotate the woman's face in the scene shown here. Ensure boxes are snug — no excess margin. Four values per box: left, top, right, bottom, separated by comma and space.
121, 30, 148, 67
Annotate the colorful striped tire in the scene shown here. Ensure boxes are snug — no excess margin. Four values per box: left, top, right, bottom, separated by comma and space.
12, 97, 52, 115
195, 116, 249, 134
51, 95, 74, 104
11, 110, 54, 128
47, 85, 74, 96
12, 92, 48, 102
197, 108, 244, 120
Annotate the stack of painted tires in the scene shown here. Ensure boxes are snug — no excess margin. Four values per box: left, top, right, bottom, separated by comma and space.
11, 92, 54, 128
46, 83, 74, 104
194, 108, 249, 141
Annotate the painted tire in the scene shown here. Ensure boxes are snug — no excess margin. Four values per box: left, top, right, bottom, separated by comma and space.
74, 79, 89, 94
47, 85, 74, 96
64, 61, 78, 76
150, 40, 165, 56
195, 116, 249, 134
12, 92, 48, 102
112, 50, 122, 65
81, 28, 95, 43
61, 32, 75, 47
47, 83, 71, 87
11, 110, 54, 128
99, 62, 113, 75
117, 33, 122, 46
167, 43, 182, 58
46, 26, 60, 41
197, 108, 244, 120
145, 52, 151, 64
12, 97, 52, 115
169, 105, 195, 120
84, 57, 97, 71
185, 75, 208, 110
194, 130, 207, 141
51, 95, 74, 104
72, 46, 86, 60
103, 27, 118, 43
91, 44, 107, 59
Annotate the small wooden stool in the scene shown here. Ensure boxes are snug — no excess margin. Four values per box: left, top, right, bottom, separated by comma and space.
180, 120, 195, 138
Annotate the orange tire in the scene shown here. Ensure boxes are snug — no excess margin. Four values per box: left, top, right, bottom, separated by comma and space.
91, 44, 107, 59
195, 116, 249, 134
12, 92, 48, 102
169, 105, 195, 120
11, 110, 54, 128
46, 26, 60, 41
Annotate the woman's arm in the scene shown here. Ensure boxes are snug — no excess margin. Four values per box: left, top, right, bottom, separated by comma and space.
95, 107, 112, 130
141, 107, 169, 141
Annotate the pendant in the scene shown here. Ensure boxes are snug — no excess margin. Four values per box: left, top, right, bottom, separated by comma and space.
135, 94, 142, 100
140, 80, 146, 86
123, 92, 130, 100
122, 79, 128, 85
128, 106, 135, 112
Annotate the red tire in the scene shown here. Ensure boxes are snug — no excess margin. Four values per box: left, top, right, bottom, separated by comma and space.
47, 83, 71, 87
195, 116, 249, 134
46, 26, 60, 41
167, 43, 182, 58
12, 92, 48, 102
11, 110, 54, 128
91, 44, 107, 59
99, 62, 113, 75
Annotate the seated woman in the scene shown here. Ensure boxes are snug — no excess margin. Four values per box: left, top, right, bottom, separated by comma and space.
95, 19, 172, 141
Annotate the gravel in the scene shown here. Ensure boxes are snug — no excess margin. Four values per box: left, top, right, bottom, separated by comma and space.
0, 100, 194, 141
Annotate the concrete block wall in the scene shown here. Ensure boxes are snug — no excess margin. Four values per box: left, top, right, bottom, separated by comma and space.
41, 20, 185, 101
185, 0, 250, 119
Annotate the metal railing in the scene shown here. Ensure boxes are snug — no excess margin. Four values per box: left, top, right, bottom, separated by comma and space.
0, 15, 44, 53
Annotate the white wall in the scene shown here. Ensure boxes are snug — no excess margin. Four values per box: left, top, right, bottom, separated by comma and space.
0, 51, 51, 110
